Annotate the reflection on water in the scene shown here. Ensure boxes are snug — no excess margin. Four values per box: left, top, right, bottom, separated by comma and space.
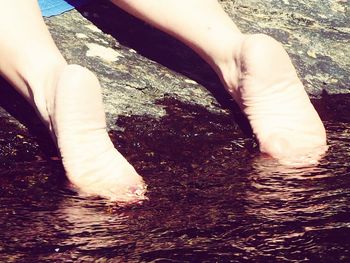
1, 97, 349, 262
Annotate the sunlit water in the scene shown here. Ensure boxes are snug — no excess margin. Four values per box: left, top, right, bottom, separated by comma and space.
0, 97, 349, 262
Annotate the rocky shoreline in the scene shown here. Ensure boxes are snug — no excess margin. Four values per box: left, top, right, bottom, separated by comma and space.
0, 0, 348, 185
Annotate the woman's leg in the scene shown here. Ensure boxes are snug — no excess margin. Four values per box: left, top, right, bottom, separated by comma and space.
112, 0, 327, 161
0, 0, 146, 201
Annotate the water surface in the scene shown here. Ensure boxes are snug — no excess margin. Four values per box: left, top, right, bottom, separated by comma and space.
0, 95, 349, 262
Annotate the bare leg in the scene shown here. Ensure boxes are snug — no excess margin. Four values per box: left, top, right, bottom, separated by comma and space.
0, 0, 146, 201
112, 0, 327, 161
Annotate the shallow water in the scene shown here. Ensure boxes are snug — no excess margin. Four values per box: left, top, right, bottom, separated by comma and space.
0, 95, 349, 262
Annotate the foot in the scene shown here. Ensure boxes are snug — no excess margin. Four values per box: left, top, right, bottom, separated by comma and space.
36, 64, 146, 202
218, 34, 327, 163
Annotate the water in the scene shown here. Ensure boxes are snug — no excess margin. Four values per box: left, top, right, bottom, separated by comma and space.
0, 95, 349, 262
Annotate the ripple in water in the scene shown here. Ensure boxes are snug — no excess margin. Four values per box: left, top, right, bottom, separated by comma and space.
0, 96, 349, 262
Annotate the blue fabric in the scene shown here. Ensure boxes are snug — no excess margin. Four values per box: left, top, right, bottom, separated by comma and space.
38, 0, 89, 17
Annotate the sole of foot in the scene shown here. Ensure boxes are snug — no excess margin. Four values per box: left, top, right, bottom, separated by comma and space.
221, 34, 327, 165
45, 64, 147, 202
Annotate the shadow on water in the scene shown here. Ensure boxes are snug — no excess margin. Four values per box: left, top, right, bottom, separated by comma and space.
109, 96, 350, 262
110, 97, 258, 194
1, 89, 349, 261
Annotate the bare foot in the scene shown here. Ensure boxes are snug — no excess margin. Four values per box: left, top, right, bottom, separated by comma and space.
219, 34, 327, 162
37, 64, 146, 202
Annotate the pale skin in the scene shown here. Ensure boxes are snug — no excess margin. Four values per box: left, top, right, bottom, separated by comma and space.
0, 0, 326, 201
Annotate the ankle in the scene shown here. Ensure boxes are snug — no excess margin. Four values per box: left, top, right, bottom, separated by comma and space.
209, 33, 247, 101
29, 61, 67, 132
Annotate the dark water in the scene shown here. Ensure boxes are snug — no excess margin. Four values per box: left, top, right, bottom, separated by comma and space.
0, 95, 349, 262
